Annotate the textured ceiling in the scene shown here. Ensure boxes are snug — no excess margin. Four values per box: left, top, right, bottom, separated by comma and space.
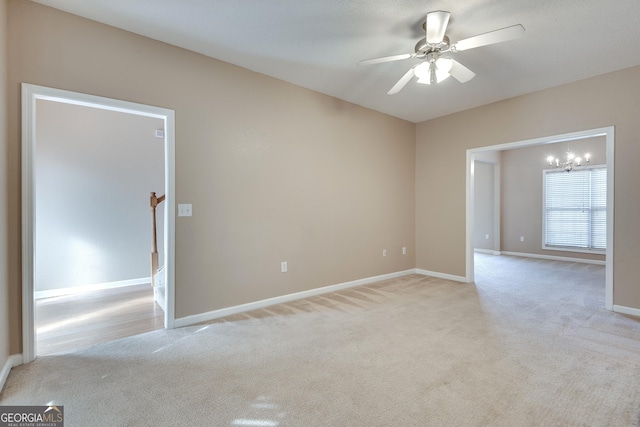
31, 0, 640, 123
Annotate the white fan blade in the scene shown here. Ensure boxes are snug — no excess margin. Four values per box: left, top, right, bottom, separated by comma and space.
426, 11, 451, 44
449, 59, 476, 83
358, 53, 414, 66
388, 67, 416, 95
452, 24, 524, 52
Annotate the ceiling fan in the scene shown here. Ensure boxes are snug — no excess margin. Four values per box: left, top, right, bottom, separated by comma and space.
358, 11, 525, 94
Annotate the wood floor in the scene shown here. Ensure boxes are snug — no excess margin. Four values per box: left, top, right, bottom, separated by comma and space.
36, 284, 164, 356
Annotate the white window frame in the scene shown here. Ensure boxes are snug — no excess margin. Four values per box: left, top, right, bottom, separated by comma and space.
542, 164, 607, 254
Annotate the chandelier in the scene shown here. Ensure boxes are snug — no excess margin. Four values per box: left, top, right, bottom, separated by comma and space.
546, 151, 590, 172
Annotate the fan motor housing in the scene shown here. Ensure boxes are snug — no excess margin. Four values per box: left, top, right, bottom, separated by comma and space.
415, 35, 450, 56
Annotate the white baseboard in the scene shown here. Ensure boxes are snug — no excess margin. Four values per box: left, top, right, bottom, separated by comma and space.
474, 249, 501, 256
0, 354, 23, 393
174, 269, 416, 328
500, 251, 606, 265
613, 305, 640, 318
35, 277, 151, 300
415, 269, 468, 283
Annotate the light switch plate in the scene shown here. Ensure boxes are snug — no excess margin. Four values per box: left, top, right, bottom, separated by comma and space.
178, 204, 192, 217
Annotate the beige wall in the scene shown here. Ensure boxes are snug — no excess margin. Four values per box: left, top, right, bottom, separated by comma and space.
7, 1, 415, 352
501, 137, 606, 261
1, 0, 10, 369
417, 65, 640, 308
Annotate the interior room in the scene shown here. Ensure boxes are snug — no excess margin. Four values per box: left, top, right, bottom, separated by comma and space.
1, 1, 639, 425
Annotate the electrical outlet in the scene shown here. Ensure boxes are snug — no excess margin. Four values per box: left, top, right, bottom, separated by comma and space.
520, 236, 525, 242
382, 249, 387, 257
281, 262, 288, 273
485, 234, 490, 240
402, 247, 407, 255
178, 204, 192, 217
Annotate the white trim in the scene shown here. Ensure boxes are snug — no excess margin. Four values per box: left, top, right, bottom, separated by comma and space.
34, 277, 151, 300
21, 83, 176, 363
466, 151, 475, 283
415, 269, 468, 283
500, 251, 606, 265
21, 84, 35, 364
493, 163, 501, 253
163, 108, 176, 330
0, 354, 23, 393
542, 246, 607, 255
613, 305, 640, 318
466, 127, 615, 310
174, 270, 416, 327
474, 248, 502, 256
604, 128, 614, 310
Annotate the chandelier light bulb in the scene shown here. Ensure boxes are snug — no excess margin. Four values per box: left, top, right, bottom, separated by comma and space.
545, 150, 591, 172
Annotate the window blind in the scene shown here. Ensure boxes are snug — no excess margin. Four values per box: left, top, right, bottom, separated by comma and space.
544, 166, 606, 251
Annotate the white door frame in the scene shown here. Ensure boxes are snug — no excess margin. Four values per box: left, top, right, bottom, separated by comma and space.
21, 83, 176, 363
466, 126, 615, 310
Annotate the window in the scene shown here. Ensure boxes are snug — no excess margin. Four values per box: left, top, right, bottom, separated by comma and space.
543, 166, 606, 252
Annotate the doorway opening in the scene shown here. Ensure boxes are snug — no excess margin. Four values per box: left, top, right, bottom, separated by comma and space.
465, 127, 614, 310
22, 84, 176, 363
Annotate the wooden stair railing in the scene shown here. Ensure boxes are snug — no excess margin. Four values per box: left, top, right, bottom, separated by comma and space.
150, 192, 165, 287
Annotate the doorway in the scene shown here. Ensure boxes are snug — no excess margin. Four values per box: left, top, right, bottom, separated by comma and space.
466, 127, 615, 310
22, 84, 176, 363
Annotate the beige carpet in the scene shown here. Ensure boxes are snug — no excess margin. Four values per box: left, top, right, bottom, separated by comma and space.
2, 254, 640, 426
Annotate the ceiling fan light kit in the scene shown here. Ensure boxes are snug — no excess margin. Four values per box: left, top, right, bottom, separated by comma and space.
358, 10, 525, 94
414, 56, 452, 85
